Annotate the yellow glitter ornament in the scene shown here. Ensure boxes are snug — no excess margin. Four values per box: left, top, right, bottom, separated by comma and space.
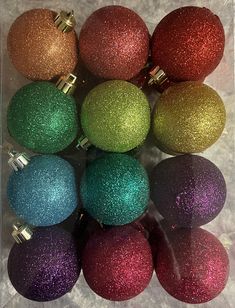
153, 82, 226, 154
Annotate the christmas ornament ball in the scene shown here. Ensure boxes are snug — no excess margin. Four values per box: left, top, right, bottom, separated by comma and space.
7, 81, 78, 154
151, 6, 225, 81
150, 155, 226, 227
155, 228, 229, 304
7, 155, 78, 226
153, 82, 226, 154
8, 227, 81, 302
80, 153, 149, 225
81, 80, 150, 152
7, 8, 78, 80
79, 5, 149, 80
82, 225, 153, 301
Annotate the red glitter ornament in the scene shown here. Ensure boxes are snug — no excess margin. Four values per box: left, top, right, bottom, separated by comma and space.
79, 5, 149, 80
155, 228, 229, 304
82, 225, 153, 301
151, 6, 225, 82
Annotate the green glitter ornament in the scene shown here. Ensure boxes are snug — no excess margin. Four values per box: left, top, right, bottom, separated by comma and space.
7, 75, 78, 154
80, 80, 150, 152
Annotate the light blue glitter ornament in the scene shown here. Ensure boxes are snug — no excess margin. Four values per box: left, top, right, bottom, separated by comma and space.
80, 153, 149, 225
7, 154, 78, 226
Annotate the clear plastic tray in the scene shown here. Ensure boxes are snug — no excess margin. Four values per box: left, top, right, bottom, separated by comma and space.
0, 0, 234, 307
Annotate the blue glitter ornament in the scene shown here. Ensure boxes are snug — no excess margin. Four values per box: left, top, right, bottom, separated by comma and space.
7, 155, 78, 226
80, 153, 149, 225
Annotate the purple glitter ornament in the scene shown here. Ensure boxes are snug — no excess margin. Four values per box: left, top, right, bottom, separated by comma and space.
150, 155, 226, 227
8, 227, 81, 302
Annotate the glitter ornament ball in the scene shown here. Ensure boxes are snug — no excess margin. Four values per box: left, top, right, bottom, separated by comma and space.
153, 82, 226, 154
79, 5, 149, 80
155, 228, 229, 304
7, 81, 78, 154
81, 80, 150, 152
151, 6, 225, 82
7, 155, 78, 226
82, 225, 153, 301
8, 227, 81, 302
150, 155, 226, 227
7, 8, 78, 80
80, 153, 149, 225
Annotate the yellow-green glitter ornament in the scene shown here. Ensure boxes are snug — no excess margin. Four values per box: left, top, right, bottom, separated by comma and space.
81, 80, 150, 152
7, 81, 78, 154
153, 82, 226, 154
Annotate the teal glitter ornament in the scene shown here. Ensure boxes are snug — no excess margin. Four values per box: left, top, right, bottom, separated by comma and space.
80, 153, 149, 225
7, 152, 78, 226
80, 80, 150, 152
7, 75, 78, 154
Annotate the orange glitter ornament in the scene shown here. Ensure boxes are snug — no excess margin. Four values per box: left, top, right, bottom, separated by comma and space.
7, 9, 78, 80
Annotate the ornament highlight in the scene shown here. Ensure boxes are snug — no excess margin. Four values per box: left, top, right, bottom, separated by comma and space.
7, 8, 78, 80
153, 82, 226, 154
80, 80, 150, 152
80, 153, 149, 225
82, 225, 153, 301
79, 5, 149, 80
7, 154, 78, 226
8, 227, 81, 302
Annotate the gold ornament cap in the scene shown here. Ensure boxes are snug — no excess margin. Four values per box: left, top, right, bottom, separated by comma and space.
12, 223, 33, 244
148, 66, 168, 86
76, 135, 91, 150
8, 150, 30, 171
54, 10, 76, 33
56, 73, 77, 95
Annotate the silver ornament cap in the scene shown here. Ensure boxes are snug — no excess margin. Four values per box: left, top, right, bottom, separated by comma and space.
12, 223, 34, 244
8, 150, 30, 171
148, 65, 168, 86
76, 135, 91, 150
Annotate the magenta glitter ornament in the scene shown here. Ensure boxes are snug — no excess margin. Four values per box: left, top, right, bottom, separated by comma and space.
155, 228, 229, 304
79, 5, 149, 80
82, 225, 153, 301
8, 227, 81, 302
150, 155, 226, 227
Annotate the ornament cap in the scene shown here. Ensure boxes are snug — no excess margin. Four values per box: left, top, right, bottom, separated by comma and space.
76, 135, 91, 150
148, 66, 168, 86
8, 150, 30, 171
56, 73, 77, 95
12, 222, 33, 244
54, 10, 76, 33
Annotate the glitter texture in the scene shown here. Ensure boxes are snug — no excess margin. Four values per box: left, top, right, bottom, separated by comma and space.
81, 80, 150, 152
7, 8, 78, 80
153, 82, 226, 154
80, 153, 149, 225
79, 5, 149, 80
151, 6, 225, 81
7, 81, 78, 154
150, 155, 226, 227
155, 228, 229, 304
7, 155, 78, 226
82, 225, 153, 301
8, 227, 81, 302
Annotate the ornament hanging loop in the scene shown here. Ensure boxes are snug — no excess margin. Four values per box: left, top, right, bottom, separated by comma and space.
12, 222, 33, 244
54, 10, 76, 33
56, 73, 77, 95
148, 66, 168, 86
8, 150, 30, 171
